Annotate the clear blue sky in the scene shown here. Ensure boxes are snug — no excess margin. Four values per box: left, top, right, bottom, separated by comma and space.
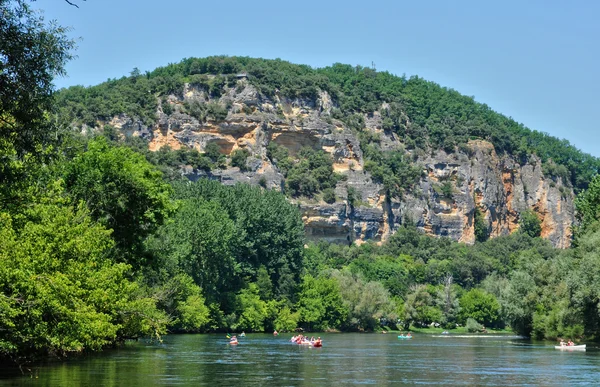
36, 0, 599, 156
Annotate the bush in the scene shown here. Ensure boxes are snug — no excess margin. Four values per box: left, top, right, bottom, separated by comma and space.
231, 149, 250, 171
474, 207, 489, 243
322, 188, 336, 203
258, 176, 267, 188
466, 318, 484, 332
347, 186, 359, 207
161, 99, 173, 115
440, 182, 454, 199
519, 209, 542, 238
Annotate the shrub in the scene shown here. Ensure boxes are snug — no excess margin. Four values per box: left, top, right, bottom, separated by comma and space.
230, 149, 250, 171
322, 188, 336, 204
466, 318, 483, 332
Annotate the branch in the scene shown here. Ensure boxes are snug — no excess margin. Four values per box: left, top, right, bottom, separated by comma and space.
65, 0, 85, 7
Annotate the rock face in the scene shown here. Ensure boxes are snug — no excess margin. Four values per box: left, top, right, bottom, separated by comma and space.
104, 79, 574, 248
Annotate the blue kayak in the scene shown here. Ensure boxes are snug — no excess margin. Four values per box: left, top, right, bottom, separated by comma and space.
397, 335, 413, 339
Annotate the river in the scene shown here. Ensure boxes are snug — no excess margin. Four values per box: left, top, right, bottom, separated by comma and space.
0, 333, 597, 386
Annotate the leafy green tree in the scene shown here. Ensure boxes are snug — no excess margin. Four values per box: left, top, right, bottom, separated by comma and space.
347, 186, 359, 208
256, 266, 274, 301
403, 285, 442, 329
574, 175, 600, 238
0, 0, 74, 158
474, 207, 489, 243
150, 273, 210, 332
440, 182, 454, 199
519, 209, 542, 238
284, 147, 341, 198
364, 151, 422, 199
296, 275, 348, 331
532, 298, 583, 340
465, 318, 484, 332
322, 188, 336, 204
63, 137, 175, 264
458, 288, 501, 327
230, 148, 250, 171
0, 0, 75, 211
435, 275, 460, 328
499, 271, 538, 335
273, 305, 300, 332
145, 198, 239, 310
565, 222, 600, 338
332, 270, 397, 331
348, 254, 411, 297
204, 142, 223, 162
235, 284, 268, 332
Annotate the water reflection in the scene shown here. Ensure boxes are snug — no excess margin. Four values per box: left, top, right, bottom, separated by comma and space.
0, 334, 597, 386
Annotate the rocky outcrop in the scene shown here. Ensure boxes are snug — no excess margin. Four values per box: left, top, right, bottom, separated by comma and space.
102, 79, 574, 248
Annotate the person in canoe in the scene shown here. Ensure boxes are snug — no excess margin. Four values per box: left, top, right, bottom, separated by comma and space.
229, 335, 238, 345
313, 337, 322, 347
273, 330, 279, 336
559, 339, 566, 347
568, 340, 574, 346
240, 331, 246, 338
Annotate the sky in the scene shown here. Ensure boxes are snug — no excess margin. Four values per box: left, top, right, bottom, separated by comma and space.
35, 0, 600, 156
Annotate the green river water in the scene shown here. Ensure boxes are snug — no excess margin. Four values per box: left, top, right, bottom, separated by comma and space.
0, 333, 598, 386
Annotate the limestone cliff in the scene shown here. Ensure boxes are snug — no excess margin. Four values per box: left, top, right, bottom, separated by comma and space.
102, 79, 574, 248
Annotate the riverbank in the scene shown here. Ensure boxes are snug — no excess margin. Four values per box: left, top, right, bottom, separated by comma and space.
384, 326, 515, 335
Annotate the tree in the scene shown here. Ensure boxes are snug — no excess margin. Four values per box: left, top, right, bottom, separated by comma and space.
204, 142, 223, 162
0, 0, 74, 154
145, 197, 239, 311
322, 188, 336, 204
574, 175, 600, 239
256, 266, 274, 301
473, 207, 489, 243
499, 271, 538, 335
565, 222, 600, 338
296, 274, 348, 331
63, 137, 175, 264
435, 275, 460, 328
0, 0, 74, 206
519, 209, 542, 238
403, 285, 442, 329
230, 149, 250, 171
458, 288, 501, 328
150, 273, 210, 332
332, 270, 397, 331
235, 284, 268, 332
272, 304, 299, 332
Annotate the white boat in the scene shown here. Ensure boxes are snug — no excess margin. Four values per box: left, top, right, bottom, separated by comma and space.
555, 344, 586, 351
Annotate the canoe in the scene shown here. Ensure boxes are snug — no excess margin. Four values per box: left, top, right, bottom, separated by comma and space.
397, 336, 413, 340
313, 342, 322, 348
555, 344, 585, 350
229, 340, 239, 345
